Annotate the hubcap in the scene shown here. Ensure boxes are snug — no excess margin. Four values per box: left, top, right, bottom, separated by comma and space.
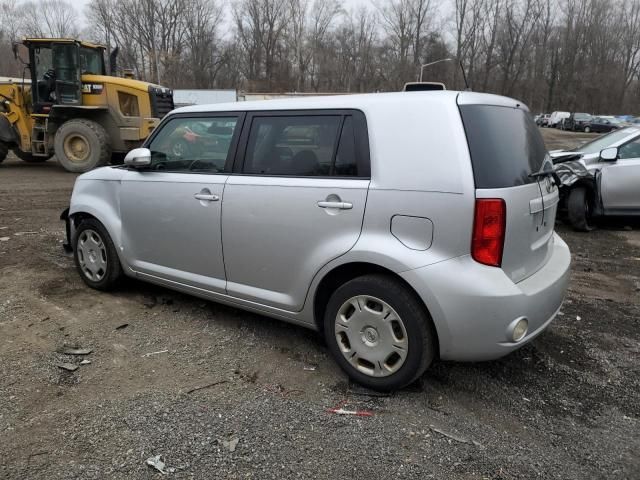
77, 229, 107, 281
334, 295, 408, 377
64, 134, 90, 163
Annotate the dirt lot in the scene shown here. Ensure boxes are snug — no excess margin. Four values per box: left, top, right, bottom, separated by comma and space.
1, 129, 639, 479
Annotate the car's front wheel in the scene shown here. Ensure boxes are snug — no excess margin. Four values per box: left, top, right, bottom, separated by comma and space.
73, 218, 123, 290
584, 126, 591, 133
567, 186, 596, 232
324, 274, 436, 391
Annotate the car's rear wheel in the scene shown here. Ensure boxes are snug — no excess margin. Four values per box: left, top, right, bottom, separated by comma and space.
324, 274, 436, 391
584, 126, 591, 133
567, 186, 596, 232
73, 218, 122, 290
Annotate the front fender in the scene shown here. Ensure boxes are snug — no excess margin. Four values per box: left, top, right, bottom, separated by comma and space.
68, 179, 126, 266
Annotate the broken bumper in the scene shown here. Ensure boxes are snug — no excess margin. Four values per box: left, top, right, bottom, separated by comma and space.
60, 207, 72, 253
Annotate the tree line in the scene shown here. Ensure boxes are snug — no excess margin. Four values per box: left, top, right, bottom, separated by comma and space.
1, 0, 639, 115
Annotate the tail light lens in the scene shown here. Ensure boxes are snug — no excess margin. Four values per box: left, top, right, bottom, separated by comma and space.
472, 198, 506, 267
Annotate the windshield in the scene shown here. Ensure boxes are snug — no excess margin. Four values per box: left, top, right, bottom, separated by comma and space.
574, 128, 639, 154
574, 113, 592, 120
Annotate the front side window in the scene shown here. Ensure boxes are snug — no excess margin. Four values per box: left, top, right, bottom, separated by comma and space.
147, 116, 238, 173
619, 138, 640, 159
243, 115, 360, 177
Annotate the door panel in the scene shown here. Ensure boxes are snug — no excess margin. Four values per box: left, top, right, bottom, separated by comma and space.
600, 158, 640, 210
121, 171, 228, 292
222, 176, 369, 310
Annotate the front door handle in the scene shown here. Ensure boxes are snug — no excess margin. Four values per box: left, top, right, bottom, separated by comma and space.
317, 201, 353, 210
194, 193, 219, 202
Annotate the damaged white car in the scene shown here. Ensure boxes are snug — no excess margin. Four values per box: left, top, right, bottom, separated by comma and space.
552, 127, 640, 231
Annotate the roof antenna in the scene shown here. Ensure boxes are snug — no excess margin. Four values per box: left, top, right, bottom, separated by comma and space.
459, 61, 471, 91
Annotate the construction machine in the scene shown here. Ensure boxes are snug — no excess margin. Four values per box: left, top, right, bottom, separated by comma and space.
0, 38, 174, 172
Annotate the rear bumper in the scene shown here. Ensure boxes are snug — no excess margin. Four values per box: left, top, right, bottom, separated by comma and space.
400, 233, 571, 361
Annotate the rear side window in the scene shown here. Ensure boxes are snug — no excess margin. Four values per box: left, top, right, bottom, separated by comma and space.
460, 105, 547, 189
242, 115, 362, 177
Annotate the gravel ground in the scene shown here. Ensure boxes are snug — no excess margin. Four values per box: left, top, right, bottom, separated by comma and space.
0, 128, 639, 479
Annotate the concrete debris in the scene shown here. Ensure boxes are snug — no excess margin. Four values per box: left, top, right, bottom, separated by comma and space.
56, 363, 79, 372
62, 348, 93, 355
145, 454, 167, 474
222, 436, 239, 452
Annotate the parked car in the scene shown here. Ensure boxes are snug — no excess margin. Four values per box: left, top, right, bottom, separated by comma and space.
61, 91, 571, 391
563, 112, 593, 132
553, 127, 640, 230
536, 114, 550, 127
587, 116, 623, 133
549, 111, 570, 128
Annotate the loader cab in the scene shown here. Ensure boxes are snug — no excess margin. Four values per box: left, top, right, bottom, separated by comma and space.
25, 39, 106, 114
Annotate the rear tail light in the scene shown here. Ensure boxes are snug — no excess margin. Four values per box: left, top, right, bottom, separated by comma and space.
472, 198, 506, 267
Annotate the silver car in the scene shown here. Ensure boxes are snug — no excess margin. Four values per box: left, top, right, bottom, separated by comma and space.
552, 127, 640, 230
62, 92, 571, 391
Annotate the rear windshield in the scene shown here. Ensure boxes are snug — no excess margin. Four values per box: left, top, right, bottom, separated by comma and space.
459, 104, 547, 189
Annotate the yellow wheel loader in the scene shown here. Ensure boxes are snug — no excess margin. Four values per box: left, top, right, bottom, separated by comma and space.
0, 38, 173, 172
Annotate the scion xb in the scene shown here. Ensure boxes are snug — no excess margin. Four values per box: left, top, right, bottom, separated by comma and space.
62, 91, 571, 391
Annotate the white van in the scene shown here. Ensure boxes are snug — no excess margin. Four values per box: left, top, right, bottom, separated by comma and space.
548, 111, 570, 128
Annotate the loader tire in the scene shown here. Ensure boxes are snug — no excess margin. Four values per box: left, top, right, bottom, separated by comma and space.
55, 119, 111, 173
0, 142, 7, 163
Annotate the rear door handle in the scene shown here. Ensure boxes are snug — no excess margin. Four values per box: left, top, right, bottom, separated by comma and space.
317, 201, 353, 210
194, 193, 219, 202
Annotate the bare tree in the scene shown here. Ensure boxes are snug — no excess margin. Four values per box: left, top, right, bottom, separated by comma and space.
19, 0, 79, 37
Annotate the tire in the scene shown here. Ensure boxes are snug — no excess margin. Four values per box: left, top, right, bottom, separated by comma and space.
13, 149, 50, 163
55, 119, 111, 173
567, 186, 595, 232
584, 126, 591, 133
0, 142, 7, 163
324, 274, 436, 391
73, 218, 122, 290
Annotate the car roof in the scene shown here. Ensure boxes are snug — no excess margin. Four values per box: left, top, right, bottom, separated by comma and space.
173, 90, 526, 115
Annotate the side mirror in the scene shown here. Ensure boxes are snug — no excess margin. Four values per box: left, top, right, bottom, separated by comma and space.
600, 147, 618, 162
124, 147, 151, 168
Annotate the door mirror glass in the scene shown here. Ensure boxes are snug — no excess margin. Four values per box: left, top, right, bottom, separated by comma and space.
600, 147, 618, 162
124, 147, 152, 167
